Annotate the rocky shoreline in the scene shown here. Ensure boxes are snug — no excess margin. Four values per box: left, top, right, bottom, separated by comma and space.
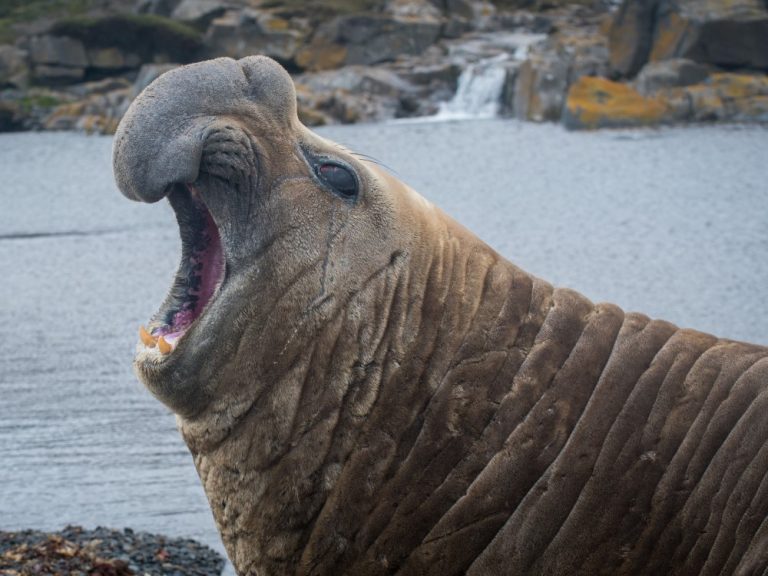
0, 0, 767, 133
0, 526, 225, 575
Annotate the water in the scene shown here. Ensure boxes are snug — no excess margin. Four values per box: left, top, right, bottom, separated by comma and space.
436, 55, 509, 119
1, 121, 767, 571
435, 31, 545, 120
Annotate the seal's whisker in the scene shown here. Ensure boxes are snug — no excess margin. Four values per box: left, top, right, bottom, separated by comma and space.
351, 152, 399, 176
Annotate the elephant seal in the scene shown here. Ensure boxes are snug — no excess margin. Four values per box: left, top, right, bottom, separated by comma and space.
113, 56, 768, 576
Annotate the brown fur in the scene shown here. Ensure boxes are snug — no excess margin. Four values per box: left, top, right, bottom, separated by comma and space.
113, 56, 768, 575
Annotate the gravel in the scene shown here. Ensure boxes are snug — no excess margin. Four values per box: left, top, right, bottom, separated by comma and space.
0, 526, 225, 576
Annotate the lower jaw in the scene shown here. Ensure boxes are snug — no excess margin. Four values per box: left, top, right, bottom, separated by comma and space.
139, 184, 226, 356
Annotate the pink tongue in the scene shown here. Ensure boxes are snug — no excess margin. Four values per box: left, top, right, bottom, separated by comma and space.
195, 209, 224, 316
155, 207, 224, 339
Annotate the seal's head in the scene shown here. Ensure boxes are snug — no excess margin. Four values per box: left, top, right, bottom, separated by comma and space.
113, 56, 429, 422
113, 55, 494, 574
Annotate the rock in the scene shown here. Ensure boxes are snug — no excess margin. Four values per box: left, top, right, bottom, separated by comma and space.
205, 9, 308, 63
295, 41, 348, 72
442, 16, 474, 39
171, 0, 228, 26
387, 0, 445, 19
514, 51, 570, 121
686, 72, 768, 122
0, 46, 29, 89
395, 61, 462, 92
316, 13, 442, 67
650, 0, 768, 71
299, 66, 419, 99
0, 89, 72, 131
564, 72, 768, 128
295, 66, 421, 124
49, 14, 203, 65
132, 63, 180, 96
135, 0, 184, 17
608, 0, 659, 77
32, 64, 85, 84
0, 527, 224, 576
0, 100, 24, 132
66, 77, 133, 98
499, 63, 520, 115
634, 58, 710, 95
87, 48, 142, 70
560, 29, 610, 82
29, 35, 88, 68
445, 0, 477, 19
563, 75, 671, 129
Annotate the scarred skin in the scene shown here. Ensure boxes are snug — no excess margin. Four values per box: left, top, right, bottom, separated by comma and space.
113, 56, 768, 576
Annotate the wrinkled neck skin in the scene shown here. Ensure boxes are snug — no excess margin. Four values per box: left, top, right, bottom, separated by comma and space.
177, 167, 531, 573
181, 180, 768, 576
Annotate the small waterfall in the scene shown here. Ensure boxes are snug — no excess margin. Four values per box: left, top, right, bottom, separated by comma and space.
435, 55, 509, 120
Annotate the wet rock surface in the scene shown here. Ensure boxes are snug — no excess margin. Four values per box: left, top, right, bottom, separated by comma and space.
0, 526, 225, 576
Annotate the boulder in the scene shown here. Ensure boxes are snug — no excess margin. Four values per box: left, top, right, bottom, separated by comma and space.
650, 0, 768, 70
205, 9, 308, 63
49, 14, 203, 65
499, 63, 520, 115
608, 0, 659, 77
395, 61, 462, 92
634, 58, 711, 95
295, 41, 349, 72
685, 72, 768, 121
66, 77, 133, 98
561, 30, 611, 82
171, 0, 228, 26
564, 72, 768, 129
514, 51, 570, 121
299, 66, 419, 98
315, 13, 442, 66
0, 100, 24, 132
428, 0, 474, 18
132, 63, 180, 96
0, 46, 29, 89
563, 76, 671, 129
87, 48, 142, 70
610, 0, 768, 78
32, 64, 85, 84
2, 89, 72, 131
387, 0, 444, 19
29, 35, 88, 68
135, 0, 183, 17
295, 66, 422, 124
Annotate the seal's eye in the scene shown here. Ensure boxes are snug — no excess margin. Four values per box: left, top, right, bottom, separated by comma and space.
317, 163, 358, 199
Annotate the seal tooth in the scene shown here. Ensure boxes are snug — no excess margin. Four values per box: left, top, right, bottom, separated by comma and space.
139, 326, 157, 348
157, 335, 172, 355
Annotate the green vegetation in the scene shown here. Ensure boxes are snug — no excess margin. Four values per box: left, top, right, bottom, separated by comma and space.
18, 92, 63, 113
50, 14, 203, 62
0, 0, 91, 43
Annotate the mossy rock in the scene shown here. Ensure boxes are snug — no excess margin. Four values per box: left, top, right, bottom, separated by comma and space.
0, 0, 92, 43
563, 76, 671, 129
49, 14, 203, 63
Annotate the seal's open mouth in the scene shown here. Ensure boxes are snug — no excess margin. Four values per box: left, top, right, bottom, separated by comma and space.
139, 183, 225, 355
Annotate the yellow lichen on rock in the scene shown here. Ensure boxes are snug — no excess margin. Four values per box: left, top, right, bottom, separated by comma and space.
295, 42, 348, 72
708, 72, 768, 99
563, 76, 670, 129
650, 12, 691, 62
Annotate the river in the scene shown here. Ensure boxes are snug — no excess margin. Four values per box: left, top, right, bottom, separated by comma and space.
1, 120, 767, 570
